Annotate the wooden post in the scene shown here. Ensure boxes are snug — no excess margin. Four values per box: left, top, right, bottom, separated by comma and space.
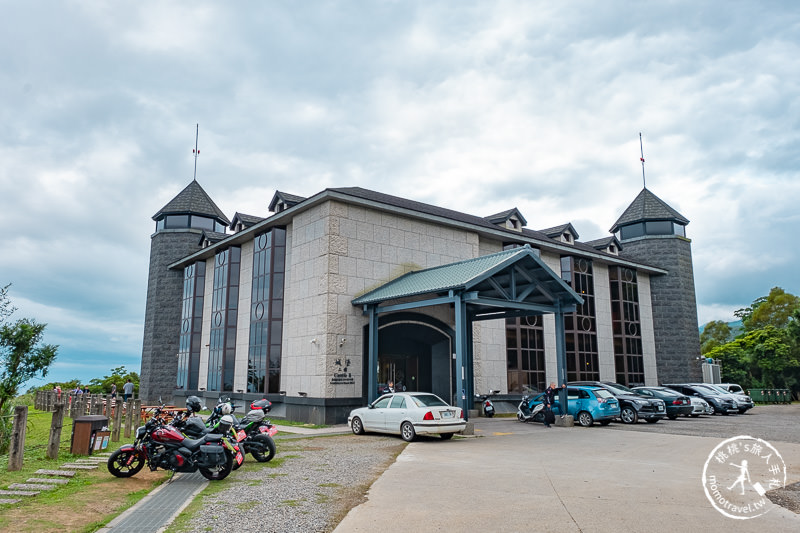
47, 403, 65, 459
8, 405, 28, 471
124, 399, 133, 438
112, 398, 123, 442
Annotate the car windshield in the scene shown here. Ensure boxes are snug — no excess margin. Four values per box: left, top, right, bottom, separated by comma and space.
705, 384, 728, 394
694, 385, 723, 395
593, 389, 615, 400
410, 394, 448, 407
606, 382, 634, 393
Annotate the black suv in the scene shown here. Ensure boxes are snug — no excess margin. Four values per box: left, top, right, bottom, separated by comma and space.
571, 381, 666, 424
662, 383, 739, 415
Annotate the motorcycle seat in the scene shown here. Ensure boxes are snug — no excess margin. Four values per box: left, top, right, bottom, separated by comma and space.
181, 433, 224, 451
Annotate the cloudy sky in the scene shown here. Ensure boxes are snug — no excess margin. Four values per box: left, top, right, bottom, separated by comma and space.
2, 1, 798, 388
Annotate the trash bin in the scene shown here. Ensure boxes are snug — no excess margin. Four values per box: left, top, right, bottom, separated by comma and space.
71, 415, 109, 455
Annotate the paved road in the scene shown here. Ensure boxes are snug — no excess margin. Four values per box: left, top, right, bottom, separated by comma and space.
334, 405, 800, 532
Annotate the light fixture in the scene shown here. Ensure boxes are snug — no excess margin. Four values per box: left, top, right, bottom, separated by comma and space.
311, 338, 318, 344
339, 338, 346, 346
298, 391, 307, 397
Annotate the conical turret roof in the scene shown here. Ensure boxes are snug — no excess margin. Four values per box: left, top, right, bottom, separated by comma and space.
152, 180, 230, 225
609, 188, 688, 233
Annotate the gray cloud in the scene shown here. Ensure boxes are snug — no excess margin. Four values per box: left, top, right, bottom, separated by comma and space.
2, 1, 798, 387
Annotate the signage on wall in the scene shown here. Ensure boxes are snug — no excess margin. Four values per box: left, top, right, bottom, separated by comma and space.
330, 358, 355, 385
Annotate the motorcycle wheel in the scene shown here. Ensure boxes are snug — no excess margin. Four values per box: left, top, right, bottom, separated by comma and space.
107, 448, 145, 478
198, 450, 234, 481
249, 434, 277, 463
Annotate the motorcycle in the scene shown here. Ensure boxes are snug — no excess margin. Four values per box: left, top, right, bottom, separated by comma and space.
516, 394, 545, 422
185, 396, 277, 464
107, 403, 240, 481
477, 390, 499, 418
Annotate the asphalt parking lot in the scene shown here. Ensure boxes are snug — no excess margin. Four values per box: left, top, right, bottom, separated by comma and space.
334, 403, 800, 533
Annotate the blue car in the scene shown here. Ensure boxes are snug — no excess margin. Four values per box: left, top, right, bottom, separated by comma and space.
521, 385, 620, 427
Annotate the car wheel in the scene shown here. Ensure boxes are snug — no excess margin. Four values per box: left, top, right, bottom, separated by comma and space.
577, 411, 593, 427
620, 407, 638, 424
721, 409, 730, 416
351, 416, 365, 435
401, 421, 416, 442
708, 404, 717, 415
668, 415, 678, 420
599, 420, 611, 426
440, 433, 454, 440
645, 418, 659, 424
738, 409, 747, 414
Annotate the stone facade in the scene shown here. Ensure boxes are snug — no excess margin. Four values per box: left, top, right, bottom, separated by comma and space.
140, 229, 204, 403
617, 235, 702, 384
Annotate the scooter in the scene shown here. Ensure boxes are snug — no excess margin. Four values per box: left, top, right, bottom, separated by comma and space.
477, 390, 500, 418
516, 394, 544, 422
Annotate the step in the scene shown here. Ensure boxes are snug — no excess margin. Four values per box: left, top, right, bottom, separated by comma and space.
60, 464, 98, 470
27, 478, 70, 485
0, 499, 21, 505
0, 490, 38, 497
9, 483, 56, 491
35, 469, 76, 477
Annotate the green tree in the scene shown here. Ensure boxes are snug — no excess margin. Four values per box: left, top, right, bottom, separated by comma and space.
88, 366, 139, 394
735, 287, 800, 331
0, 318, 59, 413
0, 283, 15, 324
700, 320, 732, 354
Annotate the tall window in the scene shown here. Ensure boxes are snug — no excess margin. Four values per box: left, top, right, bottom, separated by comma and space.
560, 257, 599, 382
609, 266, 644, 386
248, 228, 286, 394
207, 247, 240, 392
506, 316, 546, 393
177, 261, 205, 390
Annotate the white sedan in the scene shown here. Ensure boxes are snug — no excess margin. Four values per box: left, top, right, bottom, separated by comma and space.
686, 396, 713, 417
348, 392, 466, 441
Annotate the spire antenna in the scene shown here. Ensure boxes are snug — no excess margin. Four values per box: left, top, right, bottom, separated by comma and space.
639, 132, 647, 189
192, 124, 200, 181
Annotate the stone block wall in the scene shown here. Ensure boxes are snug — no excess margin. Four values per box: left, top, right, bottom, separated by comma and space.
140, 229, 204, 403
619, 236, 702, 383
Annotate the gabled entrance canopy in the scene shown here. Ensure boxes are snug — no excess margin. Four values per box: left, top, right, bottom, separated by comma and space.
353, 245, 584, 417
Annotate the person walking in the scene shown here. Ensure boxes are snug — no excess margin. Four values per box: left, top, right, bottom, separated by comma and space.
110, 383, 117, 399
123, 379, 134, 402
543, 382, 566, 428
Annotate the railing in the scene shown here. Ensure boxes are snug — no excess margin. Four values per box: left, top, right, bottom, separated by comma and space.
34, 390, 142, 420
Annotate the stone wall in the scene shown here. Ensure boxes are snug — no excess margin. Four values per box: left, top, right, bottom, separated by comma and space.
619, 235, 702, 383
140, 229, 204, 403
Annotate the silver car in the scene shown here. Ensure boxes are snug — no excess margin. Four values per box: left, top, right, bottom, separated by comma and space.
687, 396, 712, 417
348, 392, 466, 441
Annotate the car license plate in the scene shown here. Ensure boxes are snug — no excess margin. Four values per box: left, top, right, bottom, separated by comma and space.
441, 410, 453, 418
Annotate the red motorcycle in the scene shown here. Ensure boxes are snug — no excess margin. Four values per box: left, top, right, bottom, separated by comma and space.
107, 404, 241, 481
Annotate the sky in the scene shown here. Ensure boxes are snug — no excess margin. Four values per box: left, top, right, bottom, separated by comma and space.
1, 1, 799, 389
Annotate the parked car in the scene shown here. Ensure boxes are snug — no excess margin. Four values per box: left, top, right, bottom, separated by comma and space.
686, 395, 713, 417
712, 383, 755, 414
522, 385, 620, 427
662, 383, 738, 415
631, 386, 693, 419
348, 392, 466, 442
571, 381, 666, 424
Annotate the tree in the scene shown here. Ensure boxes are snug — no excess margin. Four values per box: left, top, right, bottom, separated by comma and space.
735, 287, 800, 331
88, 366, 139, 394
700, 320, 732, 354
0, 318, 59, 413
0, 283, 16, 324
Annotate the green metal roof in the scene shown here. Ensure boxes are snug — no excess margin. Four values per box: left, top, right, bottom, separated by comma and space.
352, 246, 583, 313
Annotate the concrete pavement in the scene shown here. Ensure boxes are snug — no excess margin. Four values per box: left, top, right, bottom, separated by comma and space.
334, 418, 800, 532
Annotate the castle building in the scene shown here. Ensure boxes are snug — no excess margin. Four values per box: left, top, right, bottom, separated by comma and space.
139, 183, 702, 423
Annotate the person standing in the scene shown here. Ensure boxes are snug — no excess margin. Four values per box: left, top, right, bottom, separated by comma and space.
123, 378, 134, 402
110, 383, 117, 399
543, 382, 566, 428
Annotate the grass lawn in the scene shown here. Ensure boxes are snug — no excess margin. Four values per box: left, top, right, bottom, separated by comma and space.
0, 407, 168, 532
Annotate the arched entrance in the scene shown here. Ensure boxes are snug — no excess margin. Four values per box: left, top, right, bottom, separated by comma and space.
378, 316, 454, 403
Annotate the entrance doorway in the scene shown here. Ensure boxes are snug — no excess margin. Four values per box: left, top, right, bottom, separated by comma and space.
376, 318, 453, 403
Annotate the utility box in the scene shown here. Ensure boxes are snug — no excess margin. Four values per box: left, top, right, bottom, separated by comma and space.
71, 415, 109, 455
